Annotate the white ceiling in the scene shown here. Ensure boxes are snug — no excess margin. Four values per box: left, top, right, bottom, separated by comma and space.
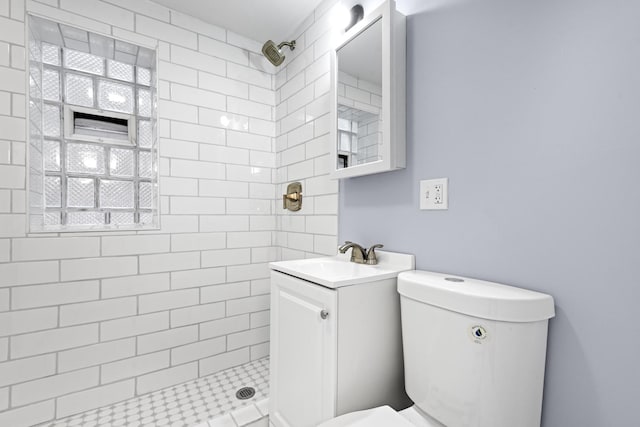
151, 0, 325, 43
150, 0, 456, 46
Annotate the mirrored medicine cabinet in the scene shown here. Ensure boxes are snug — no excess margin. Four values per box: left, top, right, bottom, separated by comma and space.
330, 0, 406, 179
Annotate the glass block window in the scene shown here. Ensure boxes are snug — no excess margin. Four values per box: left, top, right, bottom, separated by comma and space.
107, 60, 134, 82
65, 73, 94, 107
28, 16, 158, 232
98, 79, 135, 113
64, 49, 105, 75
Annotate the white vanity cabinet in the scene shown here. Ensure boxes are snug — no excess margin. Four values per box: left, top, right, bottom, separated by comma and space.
269, 272, 338, 427
269, 252, 415, 427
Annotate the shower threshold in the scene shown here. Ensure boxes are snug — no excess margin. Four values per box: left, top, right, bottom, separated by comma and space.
45, 357, 269, 427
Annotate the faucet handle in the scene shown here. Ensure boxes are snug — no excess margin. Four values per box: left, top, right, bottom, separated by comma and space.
365, 244, 384, 265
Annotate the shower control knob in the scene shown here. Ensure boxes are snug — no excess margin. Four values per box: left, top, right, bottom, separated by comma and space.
320, 310, 329, 320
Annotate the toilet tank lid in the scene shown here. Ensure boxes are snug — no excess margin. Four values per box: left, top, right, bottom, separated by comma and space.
398, 270, 555, 322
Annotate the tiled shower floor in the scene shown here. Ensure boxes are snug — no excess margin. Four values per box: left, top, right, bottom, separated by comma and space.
45, 357, 269, 427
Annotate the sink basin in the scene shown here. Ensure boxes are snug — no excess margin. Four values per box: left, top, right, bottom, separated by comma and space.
269, 251, 415, 288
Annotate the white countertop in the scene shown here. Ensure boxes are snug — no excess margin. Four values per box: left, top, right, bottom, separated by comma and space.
269, 251, 415, 288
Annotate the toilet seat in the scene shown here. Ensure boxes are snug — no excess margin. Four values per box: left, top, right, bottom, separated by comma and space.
318, 406, 415, 427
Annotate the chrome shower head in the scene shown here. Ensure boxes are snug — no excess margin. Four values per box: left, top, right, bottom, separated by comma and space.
262, 40, 296, 66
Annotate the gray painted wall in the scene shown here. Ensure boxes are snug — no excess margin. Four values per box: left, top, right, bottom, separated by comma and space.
339, 0, 640, 425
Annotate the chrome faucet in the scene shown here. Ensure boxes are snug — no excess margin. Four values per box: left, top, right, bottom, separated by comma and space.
339, 241, 384, 265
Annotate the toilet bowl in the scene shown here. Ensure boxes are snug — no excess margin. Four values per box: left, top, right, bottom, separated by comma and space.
319, 270, 555, 427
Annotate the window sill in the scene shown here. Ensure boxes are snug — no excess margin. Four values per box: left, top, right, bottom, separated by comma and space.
28, 224, 161, 235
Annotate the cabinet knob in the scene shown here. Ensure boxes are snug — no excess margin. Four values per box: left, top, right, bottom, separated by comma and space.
320, 309, 329, 320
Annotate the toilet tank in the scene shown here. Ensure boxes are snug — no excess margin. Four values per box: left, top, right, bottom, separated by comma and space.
397, 271, 555, 427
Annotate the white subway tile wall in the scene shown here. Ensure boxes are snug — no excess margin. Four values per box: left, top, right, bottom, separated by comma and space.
275, 0, 339, 262
0, 0, 276, 424
0, 0, 339, 424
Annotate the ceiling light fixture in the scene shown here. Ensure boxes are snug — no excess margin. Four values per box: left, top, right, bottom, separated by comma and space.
345, 4, 364, 32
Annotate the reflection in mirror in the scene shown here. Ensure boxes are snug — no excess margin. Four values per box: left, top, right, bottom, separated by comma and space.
336, 18, 382, 169
337, 105, 380, 168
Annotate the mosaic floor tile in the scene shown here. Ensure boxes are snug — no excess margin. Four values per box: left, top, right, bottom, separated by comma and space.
46, 357, 269, 427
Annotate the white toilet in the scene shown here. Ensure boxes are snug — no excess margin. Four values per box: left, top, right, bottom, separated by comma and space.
319, 270, 555, 427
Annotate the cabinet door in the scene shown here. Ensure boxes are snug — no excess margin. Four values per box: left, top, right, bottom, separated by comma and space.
269, 271, 338, 427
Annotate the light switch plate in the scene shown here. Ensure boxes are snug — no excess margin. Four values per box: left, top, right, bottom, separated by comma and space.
420, 178, 448, 210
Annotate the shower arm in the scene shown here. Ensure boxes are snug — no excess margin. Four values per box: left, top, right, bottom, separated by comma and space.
277, 40, 296, 51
